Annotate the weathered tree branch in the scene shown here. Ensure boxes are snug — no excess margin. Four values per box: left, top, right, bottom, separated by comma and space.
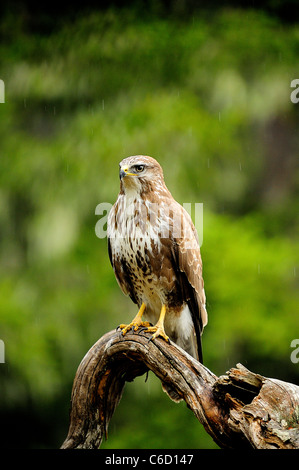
61, 329, 299, 449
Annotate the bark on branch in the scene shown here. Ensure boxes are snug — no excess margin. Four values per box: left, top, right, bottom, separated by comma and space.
61, 329, 299, 449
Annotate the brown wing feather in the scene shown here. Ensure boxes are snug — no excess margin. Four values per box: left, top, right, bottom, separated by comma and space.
170, 203, 207, 363
107, 237, 138, 305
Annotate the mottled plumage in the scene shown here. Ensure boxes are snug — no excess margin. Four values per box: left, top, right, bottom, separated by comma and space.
107, 156, 207, 364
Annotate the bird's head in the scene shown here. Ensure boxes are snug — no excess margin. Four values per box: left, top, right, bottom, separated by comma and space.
119, 155, 167, 196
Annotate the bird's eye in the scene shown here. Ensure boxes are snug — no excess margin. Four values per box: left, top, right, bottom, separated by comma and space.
134, 165, 145, 173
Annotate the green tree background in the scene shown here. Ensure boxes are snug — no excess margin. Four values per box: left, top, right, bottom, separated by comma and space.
0, 2, 298, 449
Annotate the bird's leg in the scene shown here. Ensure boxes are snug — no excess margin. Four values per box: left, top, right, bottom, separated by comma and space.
118, 302, 151, 335
144, 304, 170, 343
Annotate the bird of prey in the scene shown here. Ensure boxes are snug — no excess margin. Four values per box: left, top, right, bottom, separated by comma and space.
107, 155, 207, 364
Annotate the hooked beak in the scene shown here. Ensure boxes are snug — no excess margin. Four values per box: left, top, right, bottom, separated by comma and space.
119, 169, 126, 180
119, 165, 135, 180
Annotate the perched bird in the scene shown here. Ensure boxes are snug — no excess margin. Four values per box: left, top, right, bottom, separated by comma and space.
107, 156, 207, 365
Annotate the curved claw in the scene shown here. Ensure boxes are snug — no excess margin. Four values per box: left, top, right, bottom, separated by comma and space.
138, 324, 153, 334
145, 325, 170, 344
130, 325, 135, 334
147, 335, 170, 344
117, 320, 152, 336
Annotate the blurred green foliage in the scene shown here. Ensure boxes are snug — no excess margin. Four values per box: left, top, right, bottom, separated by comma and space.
0, 7, 299, 449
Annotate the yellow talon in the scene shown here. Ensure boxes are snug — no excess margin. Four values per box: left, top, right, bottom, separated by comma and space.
119, 320, 152, 335
118, 303, 170, 344
144, 305, 170, 343
119, 303, 150, 335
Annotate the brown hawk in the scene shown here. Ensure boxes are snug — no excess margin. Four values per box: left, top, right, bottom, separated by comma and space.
107, 156, 207, 364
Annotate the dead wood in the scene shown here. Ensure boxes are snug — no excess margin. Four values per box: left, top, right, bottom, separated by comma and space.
61, 329, 299, 449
